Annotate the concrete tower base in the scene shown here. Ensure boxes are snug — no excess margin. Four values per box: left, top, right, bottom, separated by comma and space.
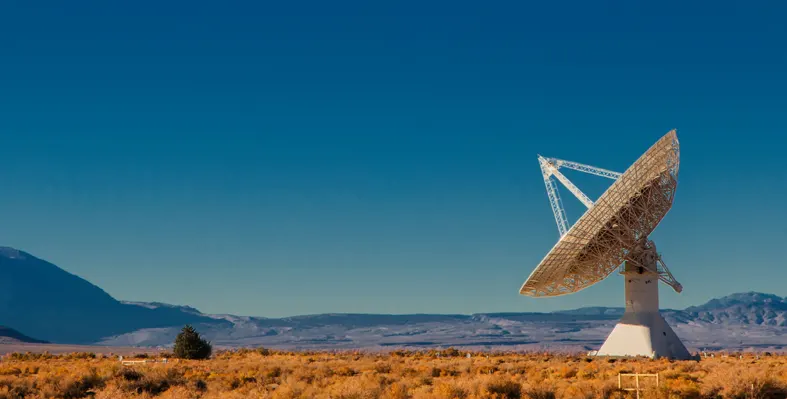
595, 265, 692, 360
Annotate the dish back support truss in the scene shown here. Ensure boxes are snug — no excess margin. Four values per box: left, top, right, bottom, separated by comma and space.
536, 155, 682, 293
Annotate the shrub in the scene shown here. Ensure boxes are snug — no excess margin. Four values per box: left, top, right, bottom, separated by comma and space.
441, 348, 461, 357
60, 371, 105, 399
116, 368, 143, 381
384, 382, 409, 399
64, 352, 96, 360
375, 362, 393, 374
119, 368, 185, 396
0, 378, 34, 399
486, 379, 522, 399
266, 366, 283, 378
524, 386, 556, 399
257, 347, 272, 356
433, 382, 467, 399
335, 366, 358, 377
173, 325, 212, 360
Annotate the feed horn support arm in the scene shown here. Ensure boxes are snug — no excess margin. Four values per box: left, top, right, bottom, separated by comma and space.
547, 158, 623, 180
539, 157, 570, 237
538, 155, 621, 237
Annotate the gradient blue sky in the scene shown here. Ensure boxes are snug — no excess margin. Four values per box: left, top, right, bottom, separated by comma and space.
1, 1, 785, 317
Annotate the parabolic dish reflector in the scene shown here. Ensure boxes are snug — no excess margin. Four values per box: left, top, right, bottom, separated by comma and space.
520, 130, 680, 297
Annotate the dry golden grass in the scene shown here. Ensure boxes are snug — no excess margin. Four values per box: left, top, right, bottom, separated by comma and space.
0, 349, 785, 398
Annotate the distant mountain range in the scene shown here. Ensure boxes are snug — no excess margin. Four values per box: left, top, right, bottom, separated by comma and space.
0, 326, 47, 345
1, 247, 785, 351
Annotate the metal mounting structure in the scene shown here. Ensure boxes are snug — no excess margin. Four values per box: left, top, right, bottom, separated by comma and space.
521, 130, 692, 360
626, 239, 683, 293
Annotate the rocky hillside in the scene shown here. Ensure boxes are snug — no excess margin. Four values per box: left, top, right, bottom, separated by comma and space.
0, 247, 228, 344
682, 292, 787, 326
0, 326, 47, 344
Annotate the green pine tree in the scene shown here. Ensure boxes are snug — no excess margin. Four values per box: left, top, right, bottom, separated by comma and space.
173, 325, 212, 360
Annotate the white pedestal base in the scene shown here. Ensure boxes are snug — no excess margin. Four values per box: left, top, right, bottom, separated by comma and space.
594, 267, 692, 360
596, 312, 691, 359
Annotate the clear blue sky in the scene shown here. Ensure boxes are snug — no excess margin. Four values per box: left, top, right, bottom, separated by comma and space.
1, 1, 785, 317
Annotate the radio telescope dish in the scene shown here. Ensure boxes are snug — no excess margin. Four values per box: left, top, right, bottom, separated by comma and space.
520, 130, 693, 360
